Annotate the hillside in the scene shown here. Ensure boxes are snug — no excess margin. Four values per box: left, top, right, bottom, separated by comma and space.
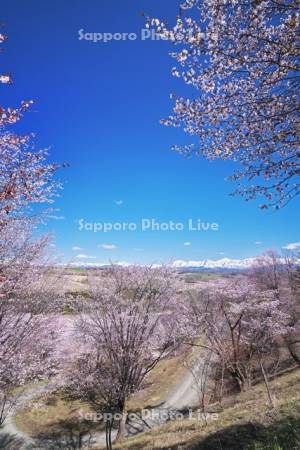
110, 367, 300, 450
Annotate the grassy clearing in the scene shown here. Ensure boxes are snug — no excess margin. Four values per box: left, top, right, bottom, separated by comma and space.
110, 368, 300, 450
63, 270, 89, 295
183, 272, 224, 283
15, 393, 98, 437
15, 353, 188, 437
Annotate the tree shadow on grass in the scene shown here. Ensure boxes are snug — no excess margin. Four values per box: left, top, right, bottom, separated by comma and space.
31, 418, 101, 449
187, 422, 266, 450
0, 432, 29, 449
181, 416, 300, 450
126, 415, 300, 450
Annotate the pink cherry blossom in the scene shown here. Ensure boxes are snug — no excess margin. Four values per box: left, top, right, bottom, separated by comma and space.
148, 1, 300, 208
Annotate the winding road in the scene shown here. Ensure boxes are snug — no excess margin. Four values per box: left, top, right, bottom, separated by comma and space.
0, 360, 202, 449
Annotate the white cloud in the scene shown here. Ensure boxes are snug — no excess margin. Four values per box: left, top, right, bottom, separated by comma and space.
282, 242, 300, 250
183, 242, 192, 246
48, 215, 65, 221
76, 254, 96, 259
98, 244, 117, 250
114, 200, 123, 206
72, 246, 83, 251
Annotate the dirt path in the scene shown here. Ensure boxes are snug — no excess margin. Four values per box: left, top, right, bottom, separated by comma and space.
164, 359, 203, 410
0, 358, 202, 448
0, 383, 116, 449
0, 384, 54, 449
164, 368, 199, 410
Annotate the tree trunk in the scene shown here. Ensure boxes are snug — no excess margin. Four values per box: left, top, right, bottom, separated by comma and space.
260, 359, 275, 408
105, 420, 110, 450
116, 412, 127, 442
115, 410, 127, 442
109, 418, 114, 450
105, 419, 113, 450
230, 367, 245, 392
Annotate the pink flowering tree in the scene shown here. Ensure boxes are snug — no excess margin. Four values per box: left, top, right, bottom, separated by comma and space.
148, 0, 300, 208
0, 217, 67, 427
0, 243, 66, 427
0, 134, 61, 225
0, 32, 63, 425
0, 312, 62, 427
65, 266, 181, 450
283, 250, 300, 297
249, 251, 300, 365
0, 34, 62, 228
249, 250, 283, 292
184, 278, 292, 401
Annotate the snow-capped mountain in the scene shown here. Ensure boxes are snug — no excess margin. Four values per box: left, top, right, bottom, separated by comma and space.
67, 257, 299, 271
172, 257, 258, 270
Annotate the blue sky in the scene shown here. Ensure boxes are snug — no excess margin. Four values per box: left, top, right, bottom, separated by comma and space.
1, 0, 299, 265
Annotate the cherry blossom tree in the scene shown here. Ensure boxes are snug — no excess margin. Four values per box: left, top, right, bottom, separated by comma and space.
0, 33, 62, 228
283, 250, 300, 296
281, 251, 300, 364
0, 134, 61, 226
249, 250, 283, 291
148, 0, 300, 208
0, 311, 61, 427
184, 278, 292, 398
0, 31, 63, 426
0, 218, 67, 426
66, 266, 181, 449
249, 250, 300, 365
0, 33, 31, 128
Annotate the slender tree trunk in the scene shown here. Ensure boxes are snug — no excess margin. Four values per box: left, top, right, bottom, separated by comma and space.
219, 359, 225, 404
109, 418, 114, 450
229, 366, 245, 392
260, 359, 275, 408
115, 399, 127, 443
105, 420, 113, 450
105, 420, 109, 450
115, 409, 127, 442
